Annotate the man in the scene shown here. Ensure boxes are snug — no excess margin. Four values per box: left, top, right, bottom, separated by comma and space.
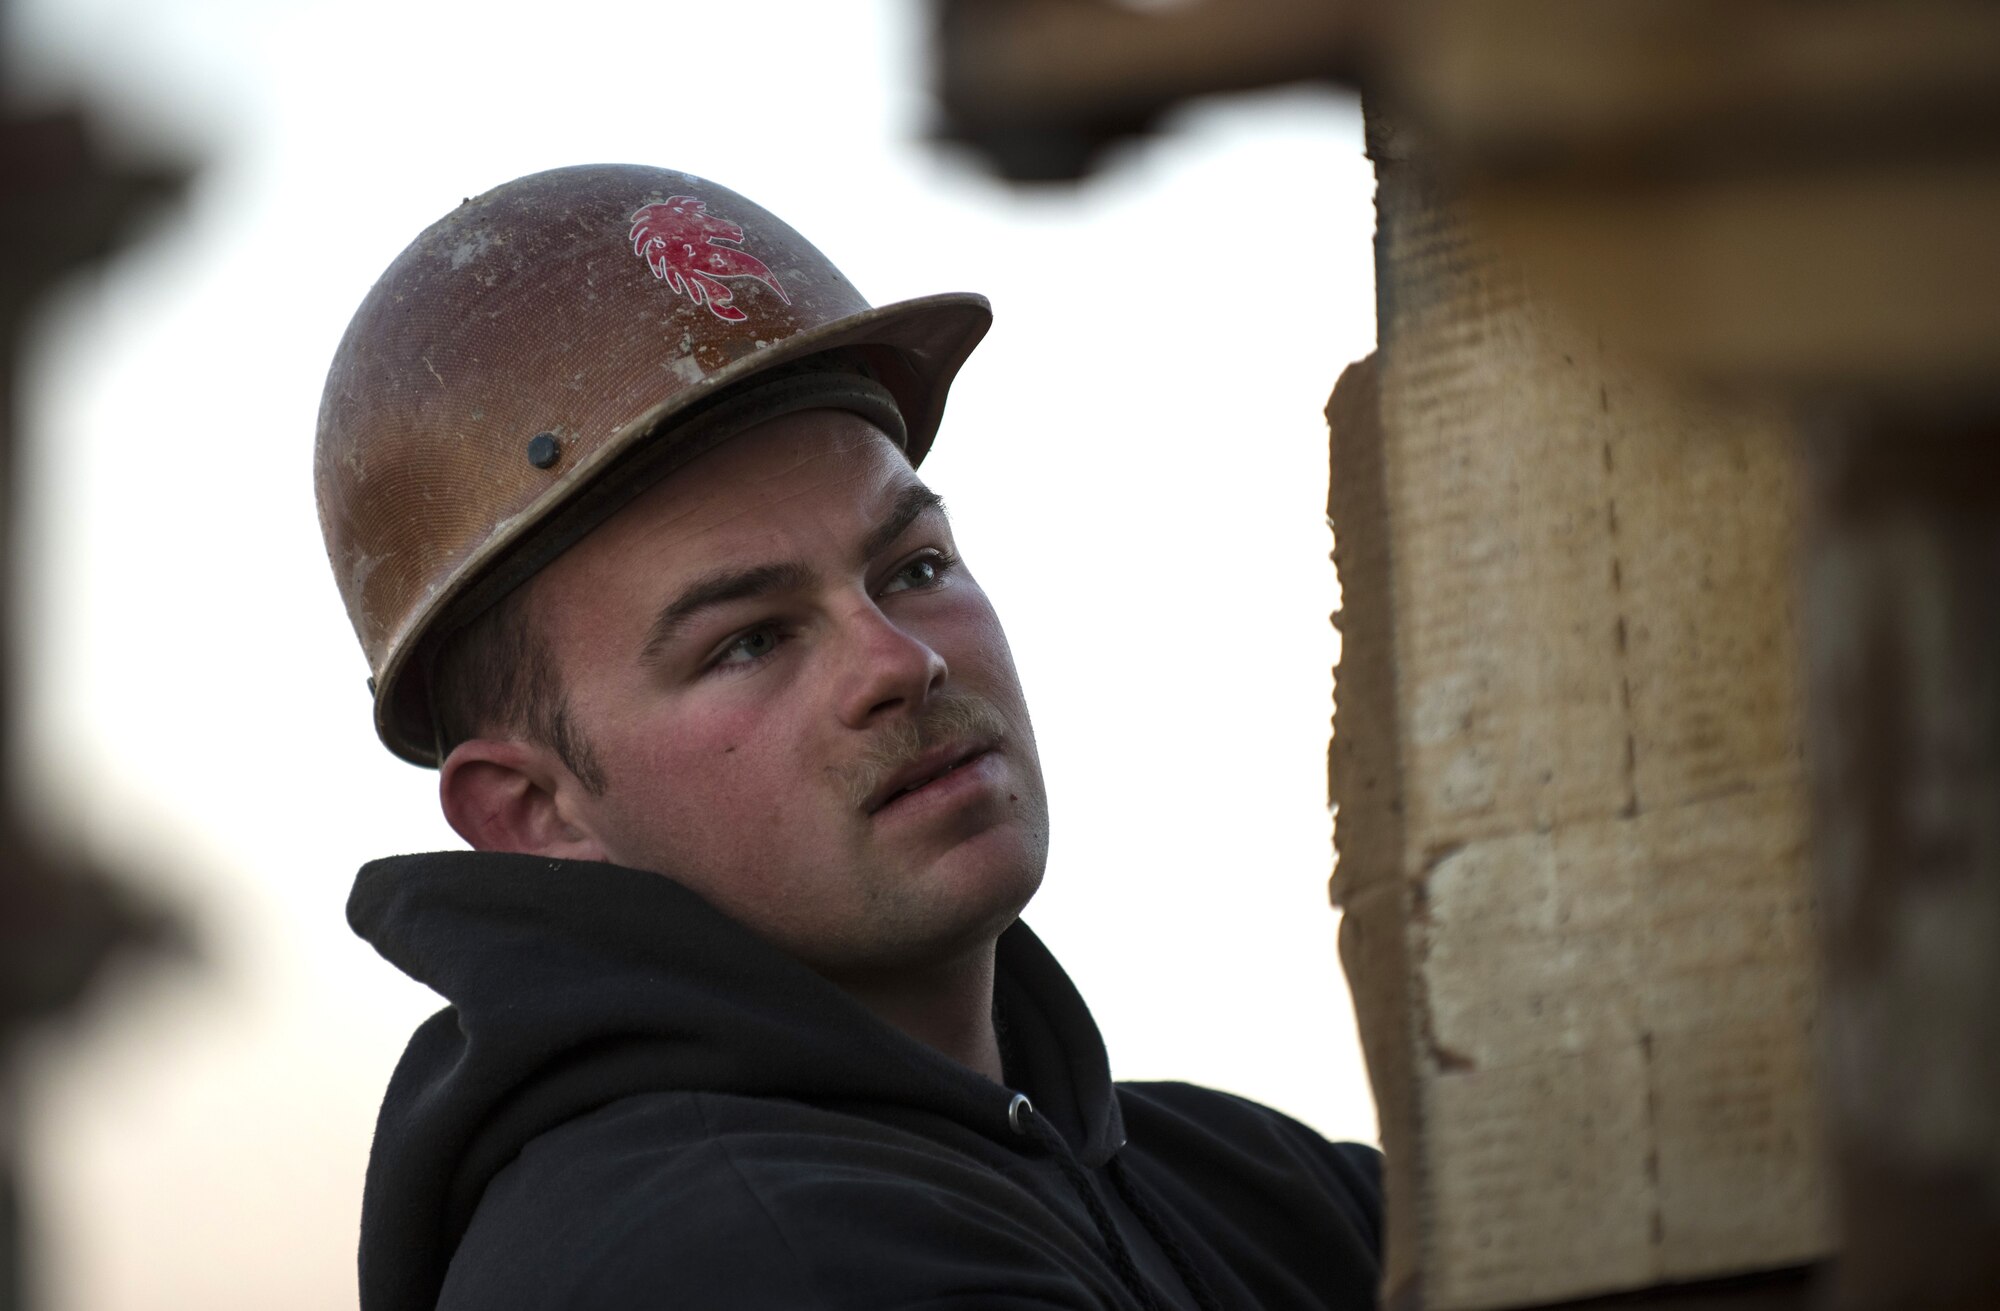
317, 164, 1381, 1310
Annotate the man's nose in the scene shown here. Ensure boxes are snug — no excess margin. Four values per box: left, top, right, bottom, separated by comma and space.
834, 603, 947, 729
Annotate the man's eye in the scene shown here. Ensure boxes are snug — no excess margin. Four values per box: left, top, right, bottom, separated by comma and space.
882, 551, 955, 595
712, 625, 782, 669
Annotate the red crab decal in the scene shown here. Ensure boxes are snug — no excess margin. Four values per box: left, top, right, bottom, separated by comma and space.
630, 196, 791, 323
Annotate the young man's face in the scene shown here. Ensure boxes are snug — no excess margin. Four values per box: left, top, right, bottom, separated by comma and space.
520, 409, 1049, 978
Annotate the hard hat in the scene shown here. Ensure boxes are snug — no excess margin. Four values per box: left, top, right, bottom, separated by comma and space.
315, 164, 991, 767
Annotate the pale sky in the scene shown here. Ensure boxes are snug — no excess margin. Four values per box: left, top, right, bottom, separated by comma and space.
9, 2, 1379, 1307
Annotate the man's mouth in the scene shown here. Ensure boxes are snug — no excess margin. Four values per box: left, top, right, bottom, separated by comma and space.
864, 740, 996, 814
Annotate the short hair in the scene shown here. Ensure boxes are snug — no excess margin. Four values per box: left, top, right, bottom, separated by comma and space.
429, 583, 609, 794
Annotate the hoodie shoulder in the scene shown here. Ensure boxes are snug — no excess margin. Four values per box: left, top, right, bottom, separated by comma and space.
1115, 1080, 1383, 1300
439, 1091, 1126, 1311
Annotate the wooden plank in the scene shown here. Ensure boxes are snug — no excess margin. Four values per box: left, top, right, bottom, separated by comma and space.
1388, 0, 2000, 164
1328, 354, 1423, 1302
1329, 130, 1831, 1309
933, 0, 1356, 179
939, 0, 1353, 122
1376, 0, 2000, 393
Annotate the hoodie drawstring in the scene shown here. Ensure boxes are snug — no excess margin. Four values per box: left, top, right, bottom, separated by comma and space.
1013, 1095, 1168, 1311
1010, 1093, 1222, 1311
1107, 1155, 1225, 1311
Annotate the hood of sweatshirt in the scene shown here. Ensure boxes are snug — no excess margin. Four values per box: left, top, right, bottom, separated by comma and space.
347, 850, 1127, 1310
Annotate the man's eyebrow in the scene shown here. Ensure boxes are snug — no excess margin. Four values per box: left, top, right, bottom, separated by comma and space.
862, 484, 947, 562
635, 486, 947, 667
639, 561, 815, 665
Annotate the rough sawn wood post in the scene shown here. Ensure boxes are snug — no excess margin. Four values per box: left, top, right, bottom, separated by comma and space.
1328, 121, 1832, 1311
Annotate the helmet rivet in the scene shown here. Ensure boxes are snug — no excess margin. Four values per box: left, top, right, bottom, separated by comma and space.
527, 432, 561, 469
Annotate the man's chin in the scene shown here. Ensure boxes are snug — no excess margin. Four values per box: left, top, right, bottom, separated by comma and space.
833, 829, 1046, 973
926, 811, 1047, 905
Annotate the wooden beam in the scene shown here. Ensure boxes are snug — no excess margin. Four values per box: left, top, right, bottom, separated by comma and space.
933, 0, 1356, 179
1329, 120, 1831, 1309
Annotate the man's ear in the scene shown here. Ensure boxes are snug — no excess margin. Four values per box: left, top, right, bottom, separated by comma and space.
439, 738, 609, 861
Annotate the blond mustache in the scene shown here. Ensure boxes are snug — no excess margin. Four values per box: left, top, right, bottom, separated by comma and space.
837, 695, 1011, 811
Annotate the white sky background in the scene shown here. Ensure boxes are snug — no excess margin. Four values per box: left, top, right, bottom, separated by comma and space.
7, 1, 1377, 1307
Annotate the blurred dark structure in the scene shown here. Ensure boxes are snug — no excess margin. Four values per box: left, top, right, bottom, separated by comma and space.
934, 3, 2000, 1309
0, 20, 192, 1310
936, 0, 1358, 181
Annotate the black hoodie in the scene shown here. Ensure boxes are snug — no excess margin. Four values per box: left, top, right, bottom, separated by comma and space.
348, 852, 1382, 1310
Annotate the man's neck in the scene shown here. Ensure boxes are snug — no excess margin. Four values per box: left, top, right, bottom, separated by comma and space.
825, 942, 1006, 1084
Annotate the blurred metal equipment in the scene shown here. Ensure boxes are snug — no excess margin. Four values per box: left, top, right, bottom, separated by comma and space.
0, 45, 191, 1311
934, 3, 2000, 1309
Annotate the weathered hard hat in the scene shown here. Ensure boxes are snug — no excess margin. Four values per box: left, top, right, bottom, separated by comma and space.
315, 164, 991, 767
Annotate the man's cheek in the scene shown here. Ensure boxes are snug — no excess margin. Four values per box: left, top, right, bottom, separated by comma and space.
953, 638, 1028, 704
714, 750, 827, 836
